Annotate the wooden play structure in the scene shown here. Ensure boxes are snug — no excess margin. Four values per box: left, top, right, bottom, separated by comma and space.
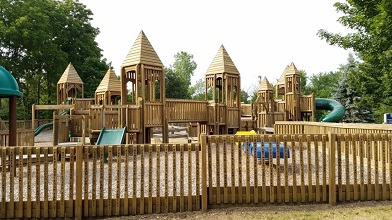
5, 31, 392, 220
29, 31, 320, 145
252, 63, 315, 130
31, 31, 249, 144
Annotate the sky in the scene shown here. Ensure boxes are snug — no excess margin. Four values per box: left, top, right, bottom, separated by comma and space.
79, 0, 350, 93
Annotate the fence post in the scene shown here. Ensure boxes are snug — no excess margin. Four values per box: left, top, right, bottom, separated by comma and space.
75, 143, 83, 219
201, 134, 208, 211
328, 132, 336, 205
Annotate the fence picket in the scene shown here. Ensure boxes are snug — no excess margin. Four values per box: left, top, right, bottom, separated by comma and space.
345, 135, 350, 201
1, 147, 6, 218
124, 145, 129, 215
156, 144, 161, 213
69, 147, 75, 218
26, 147, 32, 218
245, 135, 250, 204
307, 135, 312, 202
148, 144, 153, 214
283, 135, 289, 203
292, 136, 297, 203
230, 136, 235, 204
253, 135, 258, 204
35, 147, 41, 218
276, 135, 281, 203
18, 147, 23, 218
353, 134, 358, 201
83, 146, 89, 217
222, 136, 228, 204
60, 147, 66, 217
314, 135, 320, 202
374, 134, 380, 201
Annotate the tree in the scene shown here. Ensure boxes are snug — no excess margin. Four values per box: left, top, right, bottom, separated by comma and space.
333, 54, 375, 123
240, 89, 249, 104
299, 70, 311, 95
165, 67, 189, 99
189, 78, 206, 100
317, 1, 392, 111
165, 51, 197, 99
306, 71, 341, 99
0, 0, 107, 119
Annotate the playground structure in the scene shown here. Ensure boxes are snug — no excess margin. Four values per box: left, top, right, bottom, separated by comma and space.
6, 32, 392, 220
29, 30, 344, 146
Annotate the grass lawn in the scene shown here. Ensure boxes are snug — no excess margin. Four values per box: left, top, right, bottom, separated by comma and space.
105, 201, 392, 220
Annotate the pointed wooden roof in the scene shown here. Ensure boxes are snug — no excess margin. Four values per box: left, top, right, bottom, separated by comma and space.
285, 62, 299, 75
206, 45, 240, 75
95, 67, 121, 93
277, 65, 289, 85
258, 77, 273, 91
121, 30, 163, 67
57, 63, 83, 84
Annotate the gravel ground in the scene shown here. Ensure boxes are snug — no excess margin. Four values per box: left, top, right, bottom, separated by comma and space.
0, 130, 389, 202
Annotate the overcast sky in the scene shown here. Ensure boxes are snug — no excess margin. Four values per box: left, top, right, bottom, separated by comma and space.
79, 0, 350, 92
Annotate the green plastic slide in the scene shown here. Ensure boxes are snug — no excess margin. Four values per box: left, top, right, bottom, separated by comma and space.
315, 98, 345, 122
34, 110, 69, 136
96, 127, 126, 163
96, 127, 126, 145
34, 122, 54, 136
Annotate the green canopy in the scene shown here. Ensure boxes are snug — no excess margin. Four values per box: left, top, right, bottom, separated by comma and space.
0, 66, 23, 98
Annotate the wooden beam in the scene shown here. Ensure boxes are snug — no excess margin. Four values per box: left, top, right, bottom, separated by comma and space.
34, 105, 74, 110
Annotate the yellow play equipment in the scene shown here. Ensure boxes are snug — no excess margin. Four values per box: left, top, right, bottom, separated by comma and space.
235, 130, 257, 145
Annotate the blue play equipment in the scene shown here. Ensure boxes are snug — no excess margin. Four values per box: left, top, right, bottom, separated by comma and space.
242, 142, 290, 159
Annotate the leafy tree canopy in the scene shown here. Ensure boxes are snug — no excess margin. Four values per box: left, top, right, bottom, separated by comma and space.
317, 0, 392, 108
165, 51, 197, 99
333, 53, 375, 123
0, 0, 108, 119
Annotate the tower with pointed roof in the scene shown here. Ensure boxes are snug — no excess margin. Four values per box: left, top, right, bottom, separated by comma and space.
205, 45, 241, 134
255, 77, 275, 127
120, 30, 167, 143
57, 63, 84, 104
253, 62, 316, 129
95, 67, 121, 105
284, 62, 301, 121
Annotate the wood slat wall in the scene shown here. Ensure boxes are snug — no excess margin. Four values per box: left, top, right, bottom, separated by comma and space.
1, 132, 392, 218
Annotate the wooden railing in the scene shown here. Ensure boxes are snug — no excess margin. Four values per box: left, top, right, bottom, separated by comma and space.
166, 99, 208, 123
2, 133, 392, 218
0, 130, 34, 146
0, 119, 52, 131
241, 104, 252, 117
89, 105, 123, 131
274, 121, 392, 135
73, 98, 95, 111
126, 105, 141, 132
207, 104, 229, 125
300, 95, 314, 112
276, 101, 285, 112
144, 102, 163, 127
227, 107, 239, 128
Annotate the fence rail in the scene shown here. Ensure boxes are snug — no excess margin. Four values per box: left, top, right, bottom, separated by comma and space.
1, 133, 392, 218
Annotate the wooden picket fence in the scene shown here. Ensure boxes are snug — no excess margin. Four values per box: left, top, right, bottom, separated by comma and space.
1, 133, 392, 219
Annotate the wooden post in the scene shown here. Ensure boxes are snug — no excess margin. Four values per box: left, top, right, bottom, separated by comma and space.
82, 116, 86, 145
328, 132, 336, 205
75, 143, 83, 219
53, 113, 59, 146
32, 104, 36, 130
201, 134, 208, 211
9, 96, 17, 147
9, 96, 17, 176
